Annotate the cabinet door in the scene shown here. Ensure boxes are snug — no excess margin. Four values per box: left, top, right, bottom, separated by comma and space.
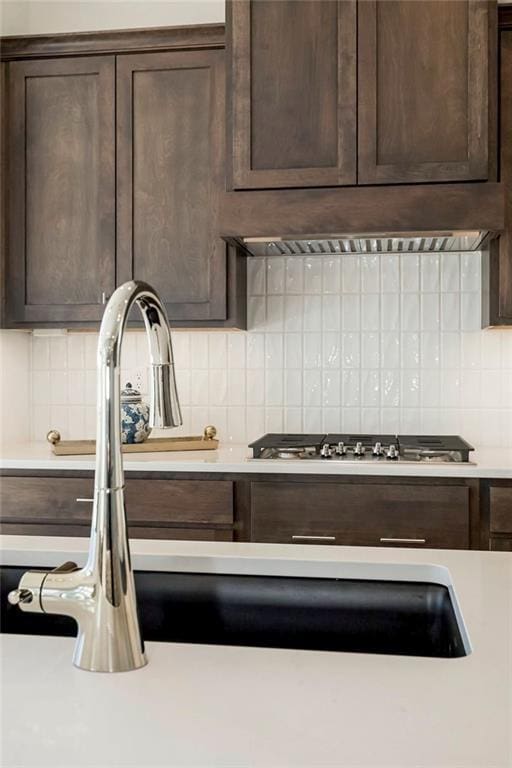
227, 0, 357, 189
116, 50, 228, 322
251, 481, 471, 549
358, 1, 490, 184
7, 57, 116, 325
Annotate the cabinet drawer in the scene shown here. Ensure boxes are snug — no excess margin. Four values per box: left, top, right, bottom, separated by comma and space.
489, 537, 512, 552
0, 477, 234, 529
489, 487, 512, 534
251, 482, 470, 549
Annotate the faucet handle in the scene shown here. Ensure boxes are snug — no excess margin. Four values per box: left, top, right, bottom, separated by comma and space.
8, 588, 33, 606
51, 561, 79, 574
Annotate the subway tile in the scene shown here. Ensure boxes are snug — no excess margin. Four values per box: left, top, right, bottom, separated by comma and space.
32, 336, 50, 371
402, 294, 420, 331
341, 294, 361, 331
173, 332, 190, 370
441, 333, 461, 370
342, 370, 360, 407
322, 332, 340, 369
401, 333, 420, 368
266, 258, 285, 294
265, 369, 283, 406
207, 407, 227, 437
342, 256, 361, 293
341, 407, 360, 432
381, 408, 400, 434
285, 369, 302, 407
303, 369, 322, 406
361, 255, 380, 292
189, 406, 209, 434
304, 258, 322, 293
461, 252, 481, 292
247, 296, 266, 329
84, 335, 97, 370
322, 258, 341, 294
421, 293, 440, 331
322, 370, 341, 407
246, 370, 265, 406
265, 407, 284, 433
120, 333, 138, 370
32, 370, 50, 406
304, 333, 322, 369
420, 370, 440, 408
461, 370, 481, 408
49, 336, 68, 370
50, 371, 68, 405
381, 294, 399, 331
190, 333, 209, 368
322, 295, 340, 331
265, 295, 284, 331
401, 254, 419, 293
285, 333, 303, 369
176, 370, 190, 406
440, 253, 460, 292
284, 407, 303, 432
421, 333, 440, 369
481, 330, 502, 369
322, 407, 341, 432
246, 334, 265, 369
190, 370, 209, 406
85, 370, 96, 406
303, 295, 322, 331
440, 293, 460, 331
361, 408, 381, 433
227, 407, 246, 443
208, 334, 227, 369
246, 407, 265, 443
362, 333, 380, 368
227, 333, 246, 369
31, 404, 51, 442
303, 407, 322, 433
421, 253, 440, 292
381, 370, 399, 407
461, 293, 481, 331
265, 334, 284, 368
361, 294, 380, 331
461, 332, 481, 369
381, 332, 400, 369
68, 370, 86, 405
400, 408, 422, 433
440, 370, 461, 408
341, 333, 360, 368
68, 406, 85, 439
361, 370, 380, 407
247, 258, 266, 295
49, 405, 69, 438
227, 369, 246, 407
284, 295, 303, 331
381, 254, 399, 293
285, 257, 304, 294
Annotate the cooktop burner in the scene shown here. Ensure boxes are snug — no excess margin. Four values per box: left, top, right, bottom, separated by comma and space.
248, 434, 475, 463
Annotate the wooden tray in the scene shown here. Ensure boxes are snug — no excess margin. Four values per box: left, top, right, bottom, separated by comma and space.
47, 427, 218, 456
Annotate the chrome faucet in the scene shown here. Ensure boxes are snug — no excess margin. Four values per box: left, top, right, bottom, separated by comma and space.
8, 282, 182, 672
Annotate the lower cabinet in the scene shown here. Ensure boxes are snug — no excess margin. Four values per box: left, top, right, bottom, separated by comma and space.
0, 476, 234, 541
250, 480, 472, 549
487, 484, 512, 551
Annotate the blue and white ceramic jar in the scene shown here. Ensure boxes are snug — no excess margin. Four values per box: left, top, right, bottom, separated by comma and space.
120, 383, 151, 444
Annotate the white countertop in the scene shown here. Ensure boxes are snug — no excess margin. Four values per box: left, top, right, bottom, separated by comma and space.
1, 535, 511, 767
1, 441, 512, 478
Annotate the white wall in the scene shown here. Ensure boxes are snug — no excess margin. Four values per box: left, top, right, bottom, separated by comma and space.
0, 331, 31, 446
0, 0, 225, 36
23, 252, 512, 449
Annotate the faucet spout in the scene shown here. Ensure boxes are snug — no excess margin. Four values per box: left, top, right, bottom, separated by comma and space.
8, 282, 182, 672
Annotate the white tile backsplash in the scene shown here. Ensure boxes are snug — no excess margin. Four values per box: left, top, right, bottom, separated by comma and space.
0, 251, 506, 450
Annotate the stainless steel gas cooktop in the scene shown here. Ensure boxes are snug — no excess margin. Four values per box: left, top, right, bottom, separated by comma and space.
248, 434, 475, 464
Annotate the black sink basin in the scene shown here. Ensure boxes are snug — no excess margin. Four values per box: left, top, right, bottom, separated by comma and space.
0, 566, 467, 658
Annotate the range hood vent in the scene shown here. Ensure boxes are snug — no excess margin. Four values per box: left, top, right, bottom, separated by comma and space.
241, 231, 487, 257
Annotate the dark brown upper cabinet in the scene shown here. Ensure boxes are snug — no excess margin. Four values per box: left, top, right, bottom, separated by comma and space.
2, 27, 246, 329
6, 56, 116, 325
227, 0, 357, 189
358, 0, 491, 184
227, 0, 493, 190
116, 49, 229, 323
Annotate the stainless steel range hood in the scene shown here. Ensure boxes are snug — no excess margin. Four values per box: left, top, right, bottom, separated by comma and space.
242, 231, 486, 257
219, 184, 505, 257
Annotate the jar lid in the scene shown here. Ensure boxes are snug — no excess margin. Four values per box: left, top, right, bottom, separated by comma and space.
121, 382, 142, 404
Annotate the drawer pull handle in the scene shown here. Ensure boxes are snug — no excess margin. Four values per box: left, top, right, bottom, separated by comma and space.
292, 535, 336, 542
379, 537, 426, 544
76, 498, 94, 503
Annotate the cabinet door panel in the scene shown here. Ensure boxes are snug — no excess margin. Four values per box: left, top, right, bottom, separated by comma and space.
358, 0, 489, 184
228, 0, 356, 188
7, 57, 115, 325
116, 50, 227, 321
251, 481, 470, 549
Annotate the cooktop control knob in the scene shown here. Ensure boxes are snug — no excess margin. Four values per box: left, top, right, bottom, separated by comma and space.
372, 441, 383, 457
354, 441, 365, 457
386, 444, 398, 460
320, 444, 332, 459
336, 441, 346, 456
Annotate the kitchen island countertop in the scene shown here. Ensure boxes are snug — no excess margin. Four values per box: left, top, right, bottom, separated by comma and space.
1, 441, 512, 478
1, 536, 511, 767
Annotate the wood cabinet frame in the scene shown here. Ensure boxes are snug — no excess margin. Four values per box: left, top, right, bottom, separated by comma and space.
227, 0, 357, 189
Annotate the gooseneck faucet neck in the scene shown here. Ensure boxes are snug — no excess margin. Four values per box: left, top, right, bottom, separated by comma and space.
8, 282, 182, 672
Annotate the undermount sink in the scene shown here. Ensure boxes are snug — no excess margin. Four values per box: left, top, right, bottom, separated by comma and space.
1, 564, 470, 659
